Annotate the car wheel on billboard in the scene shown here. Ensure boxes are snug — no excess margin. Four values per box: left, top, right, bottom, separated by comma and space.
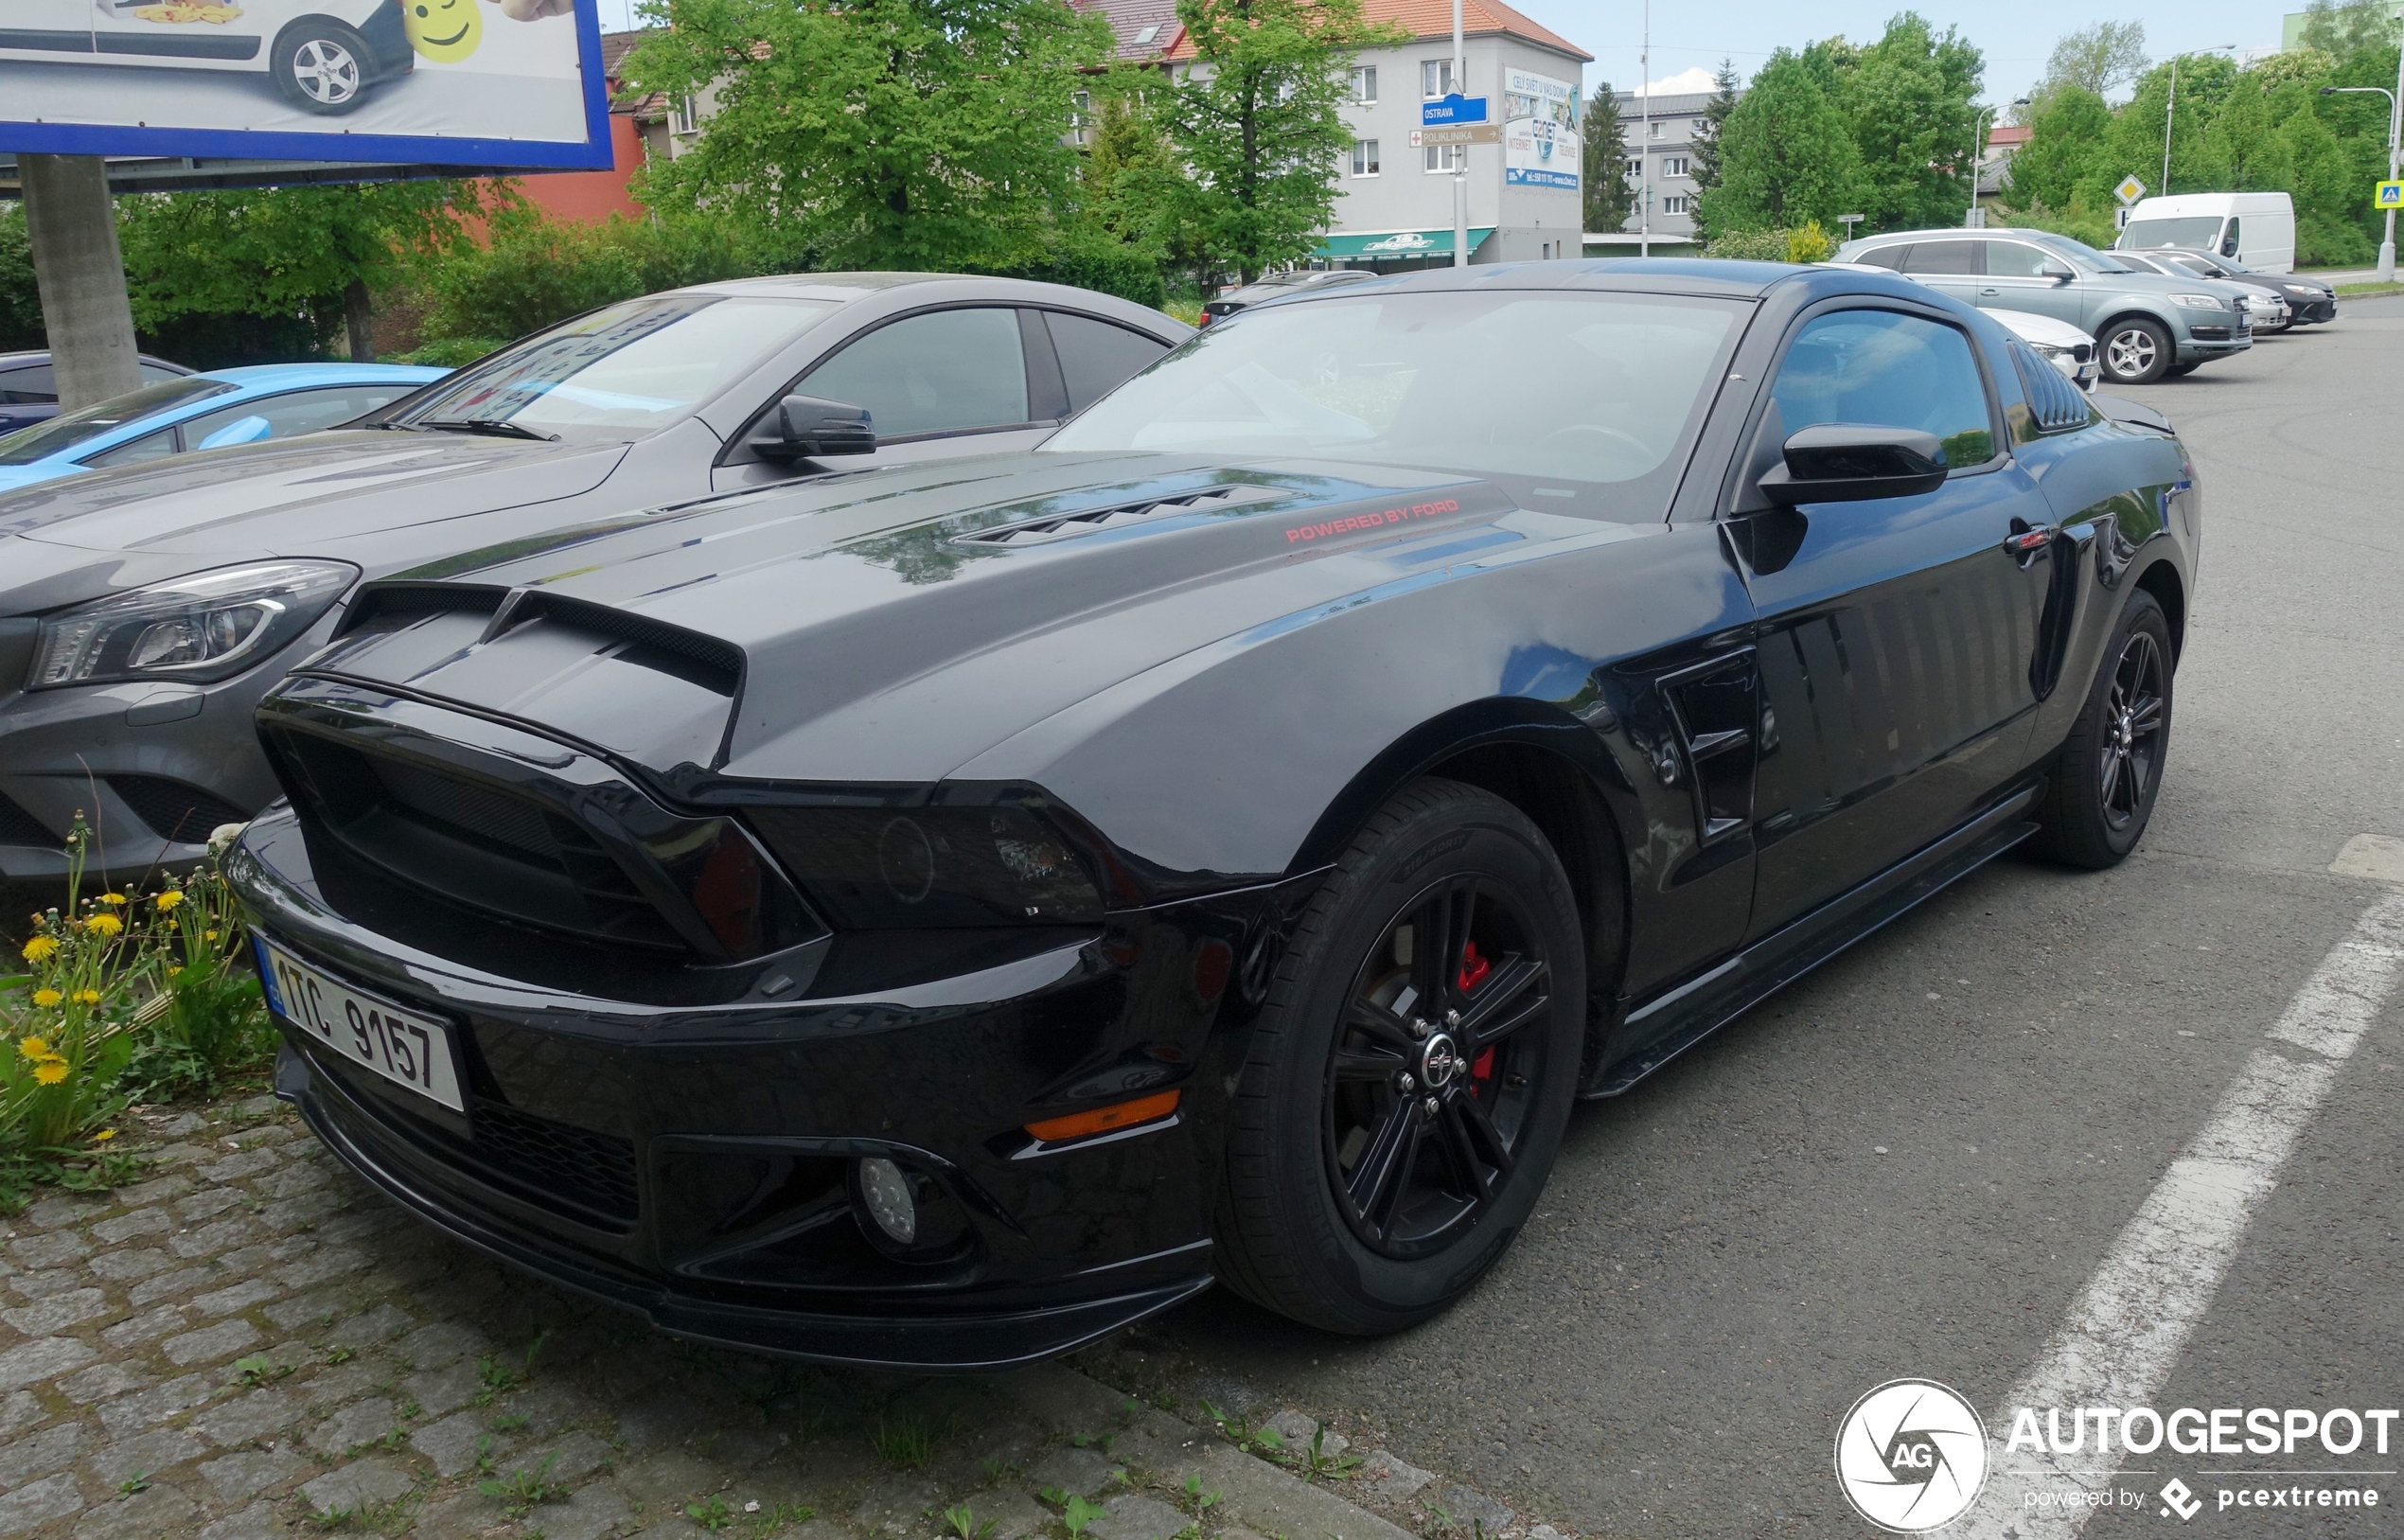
272, 22, 372, 115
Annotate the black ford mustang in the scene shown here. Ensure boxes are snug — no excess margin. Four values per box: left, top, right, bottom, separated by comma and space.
228, 261, 2199, 1369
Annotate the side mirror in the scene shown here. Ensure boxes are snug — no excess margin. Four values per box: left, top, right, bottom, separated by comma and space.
1758, 423, 1948, 505
748, 394, 875, 461
2040, 263, 2076, 283
197, 415, 273, 450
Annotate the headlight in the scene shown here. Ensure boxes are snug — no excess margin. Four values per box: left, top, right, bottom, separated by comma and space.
29, 560, 357, 689
745, 803, 1105, 928
2169, 293, 2227, 310
2025, 340, 2065, 357
2283, 284, 2319, 297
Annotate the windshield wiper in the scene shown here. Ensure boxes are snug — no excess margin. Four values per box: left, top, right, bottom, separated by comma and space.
407, 418, 559, 442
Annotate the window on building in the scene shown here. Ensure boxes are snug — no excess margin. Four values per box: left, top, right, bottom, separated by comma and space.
1625, 156, 1643, 178
1351, 139, 1381, 176
1070, 90, 1092, 146
1663, 156, 1689, 177
1649, 120, 1665, 138
1133, 23, 1158, 44
671, 96, 698, 134
1422, 59, 1454, 97
1663, 196, 1688, 215
1423, 143, 1463, 172
1353, 65, 1377, 103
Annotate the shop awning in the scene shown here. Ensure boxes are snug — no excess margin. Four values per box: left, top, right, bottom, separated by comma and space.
1314, 226, 1497, 259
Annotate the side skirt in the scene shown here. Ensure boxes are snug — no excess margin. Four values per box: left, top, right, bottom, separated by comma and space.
1582, 788, 2041, 1098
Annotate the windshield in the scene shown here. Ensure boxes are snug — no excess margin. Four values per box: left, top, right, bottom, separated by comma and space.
2122, 217, 2224, 252
0, 377, 233, 466
1044, 290, 1743, 518
386, 295, 834, 434
2039, 235, 2138, 274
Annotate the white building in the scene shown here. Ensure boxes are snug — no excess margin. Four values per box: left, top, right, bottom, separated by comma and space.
1609, 87, 1719, 243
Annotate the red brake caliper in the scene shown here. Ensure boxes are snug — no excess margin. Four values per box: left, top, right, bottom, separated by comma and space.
1458, 941, 1495, 1092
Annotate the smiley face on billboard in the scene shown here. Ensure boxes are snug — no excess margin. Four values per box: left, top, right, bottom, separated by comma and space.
403, 0, 483, 61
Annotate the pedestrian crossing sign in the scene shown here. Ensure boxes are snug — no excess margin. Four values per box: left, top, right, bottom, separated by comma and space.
2377, 180, 2404, 210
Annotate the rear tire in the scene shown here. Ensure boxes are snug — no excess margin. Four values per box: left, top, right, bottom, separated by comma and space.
1212, 778, 1585, 1336
2034, 591, 2172, 869
272, 20, 372, 114
2099, 317, 2174, 384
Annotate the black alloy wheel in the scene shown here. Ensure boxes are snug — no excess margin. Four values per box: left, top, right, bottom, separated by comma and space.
2036, 590, 2173, 868
1213, 779, 1585, 1335
2100, 317, 2174, 384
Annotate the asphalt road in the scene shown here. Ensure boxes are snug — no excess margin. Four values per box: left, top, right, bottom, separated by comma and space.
1117, 302, 2404, 1537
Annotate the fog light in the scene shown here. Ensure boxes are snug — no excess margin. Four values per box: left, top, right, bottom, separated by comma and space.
855, 1156, 917, 1246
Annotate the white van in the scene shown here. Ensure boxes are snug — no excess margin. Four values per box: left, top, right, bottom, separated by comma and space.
2116, 192, 2296, 274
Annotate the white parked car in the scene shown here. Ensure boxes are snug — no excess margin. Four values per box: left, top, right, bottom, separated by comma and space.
0, 0, 414, 114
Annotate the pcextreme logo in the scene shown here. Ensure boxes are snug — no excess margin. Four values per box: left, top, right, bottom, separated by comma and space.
1834, 1379, 1990, 1533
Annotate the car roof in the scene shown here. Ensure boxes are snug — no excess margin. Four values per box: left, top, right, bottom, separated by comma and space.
0, 350, 188, 371
664, 272, 1191, 338
197, 363, 449, 388
1246, 257, 1864, 305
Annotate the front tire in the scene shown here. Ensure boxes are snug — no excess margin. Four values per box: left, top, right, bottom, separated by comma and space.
2100, 317, 2174, 384
2034, 591, 2172, 868
1212, 779, 1585, 1335
273, 20, 372, 114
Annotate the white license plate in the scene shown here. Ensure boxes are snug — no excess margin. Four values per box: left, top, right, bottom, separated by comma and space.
258, 939, 465, 1112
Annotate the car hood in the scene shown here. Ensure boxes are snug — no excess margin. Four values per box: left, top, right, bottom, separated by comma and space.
304, 451, 1600, 783
1989, 310, 2094, 348
0, 429, 628, 559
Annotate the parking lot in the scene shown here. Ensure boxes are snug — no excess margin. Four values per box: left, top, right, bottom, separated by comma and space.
1089, 299, 2404, 1534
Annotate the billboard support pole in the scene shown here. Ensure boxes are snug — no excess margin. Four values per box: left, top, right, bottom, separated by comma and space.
21, 154, 140, 411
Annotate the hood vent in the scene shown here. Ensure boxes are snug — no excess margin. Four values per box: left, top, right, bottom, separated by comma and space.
957, 486, 1277, 547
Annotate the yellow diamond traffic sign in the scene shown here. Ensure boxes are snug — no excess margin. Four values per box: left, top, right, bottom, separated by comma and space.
2114, 174, 2148, 205
2377, 179, 2404, 210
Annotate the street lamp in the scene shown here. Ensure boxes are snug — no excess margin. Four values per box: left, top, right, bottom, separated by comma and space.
2165, 46, 2237, 195
2324, 81, 2403, 282
1967, 98, 2031, 228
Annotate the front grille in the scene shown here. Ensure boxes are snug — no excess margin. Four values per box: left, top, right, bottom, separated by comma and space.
467, 1099, 640, 1226
109, 776, 249, 844
267, 730, 686, 953
0, 790, 54, 848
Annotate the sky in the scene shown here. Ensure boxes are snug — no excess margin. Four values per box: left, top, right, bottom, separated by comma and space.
588, 0, 2289, 105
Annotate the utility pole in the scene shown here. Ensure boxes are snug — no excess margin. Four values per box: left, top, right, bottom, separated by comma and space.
1637, 0, 1650, 257
20, 155, 141, 411
1452, 0, 1466, 269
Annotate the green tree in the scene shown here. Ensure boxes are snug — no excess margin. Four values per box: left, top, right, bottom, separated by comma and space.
1698, 50, 1865, 235
1144, 0, 1405, 285
0, 204, 41, 354
1687, 60, 1741, 237
2203, 73, 2293, 190
625, 0, 1112, 272
2006, 86, 2112, 213
2300, 0, 2401, 61
1843, 12, 1985, 230
116, 181, 490, 362
2033, 21, 2148, 106
1582, 83, 1631, 234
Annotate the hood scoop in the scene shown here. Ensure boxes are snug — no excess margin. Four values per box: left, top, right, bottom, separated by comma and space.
956, 485, 1279, 547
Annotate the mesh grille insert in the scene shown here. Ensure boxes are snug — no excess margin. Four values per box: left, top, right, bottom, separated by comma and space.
468, 1099, 640, 1226
0, 791, 54, 849
108, 776, 249, 845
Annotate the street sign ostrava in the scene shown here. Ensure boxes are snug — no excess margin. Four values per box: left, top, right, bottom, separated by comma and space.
1423, 95, 1491, 126
1415, 125, 1503, 146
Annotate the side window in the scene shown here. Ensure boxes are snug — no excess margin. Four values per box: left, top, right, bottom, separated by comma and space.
2219, 217, 2240, 257
84, 427, 180, 468
1769, 310, 1996, 471
1852, 245, 1911, 271
0, 364, 57, 403
1044, 314, 1171, 413
797, 308, 1030, 440
1986, 242, 2057, 278
180, 386, 418, 447
1900, 240, 1981, 275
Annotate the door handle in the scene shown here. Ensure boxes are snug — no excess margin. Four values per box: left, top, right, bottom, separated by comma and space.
1978, 287, 2000, 296
2002, 522, 2055, 556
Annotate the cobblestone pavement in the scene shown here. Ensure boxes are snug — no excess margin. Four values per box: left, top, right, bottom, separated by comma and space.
0, 1095, 1564, 1540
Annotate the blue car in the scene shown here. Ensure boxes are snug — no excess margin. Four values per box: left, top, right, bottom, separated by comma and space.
0, 363, 447, 492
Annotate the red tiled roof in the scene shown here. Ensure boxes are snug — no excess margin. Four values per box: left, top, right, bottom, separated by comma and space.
1986, 124, 2031, 149
1075, 0, 1185, 60
1161, 0, 1589, 62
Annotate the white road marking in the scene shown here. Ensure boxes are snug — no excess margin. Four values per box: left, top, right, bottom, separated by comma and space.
1953, 890, 2404, 1539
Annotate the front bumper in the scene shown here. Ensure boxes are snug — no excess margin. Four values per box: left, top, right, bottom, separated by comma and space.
2289, 293, 2338, 324
232, 804, 1287, 1369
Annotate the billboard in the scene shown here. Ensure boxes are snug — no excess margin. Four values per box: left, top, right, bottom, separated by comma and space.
0, 0, 612, 169
1503, 66, 1580, 192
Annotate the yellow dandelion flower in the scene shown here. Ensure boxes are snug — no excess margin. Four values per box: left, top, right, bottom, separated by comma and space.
21, 935, 57, 962
32, 1061, 68, 1086
95, 1129, 116, 1142
97, 892, 126, 907
204, 929, 220, 941
30, 988, 61, 1008
153, 890, 185, 912
83, 913, 122, 937
73, 989, 100, 1005
17, 1036, 52, 1061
